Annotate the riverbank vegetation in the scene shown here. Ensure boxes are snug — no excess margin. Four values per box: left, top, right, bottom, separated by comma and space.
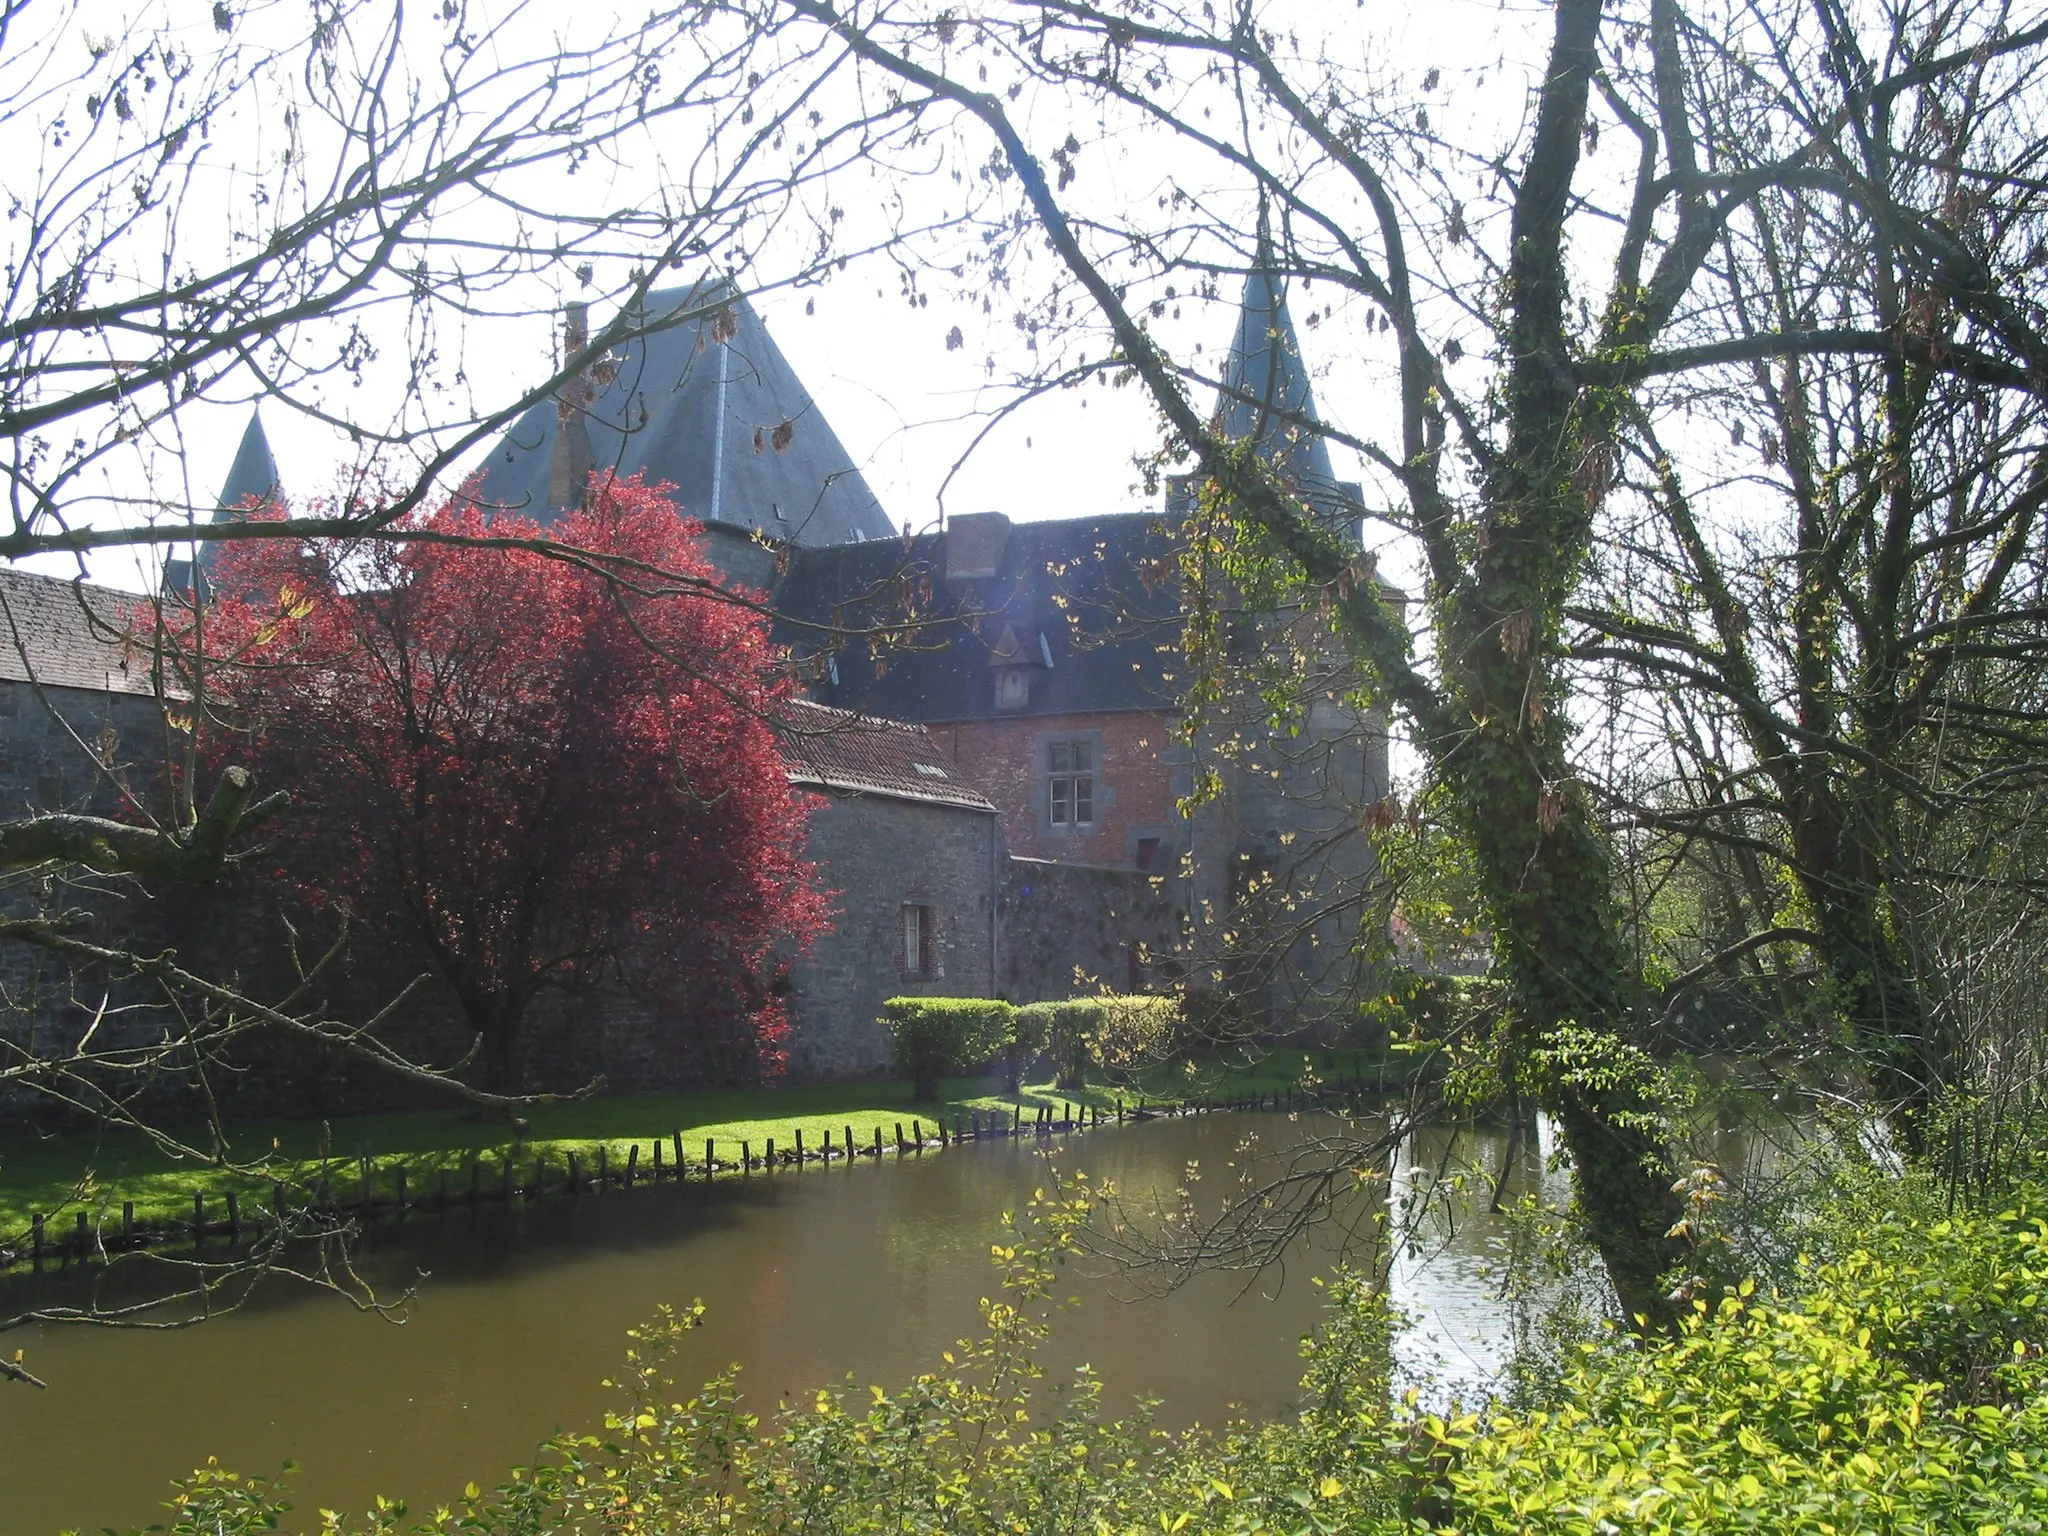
0, 1046, 1394, 1247
130, 1147, 2048, 1533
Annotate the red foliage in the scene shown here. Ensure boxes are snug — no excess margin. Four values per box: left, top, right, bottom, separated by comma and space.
182, 476, 826, 1091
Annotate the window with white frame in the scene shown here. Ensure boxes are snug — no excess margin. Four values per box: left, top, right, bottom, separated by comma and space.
900, 903, 934, 977
1046, 739, 1095, 827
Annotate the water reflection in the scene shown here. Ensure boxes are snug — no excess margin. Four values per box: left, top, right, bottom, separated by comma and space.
2, 1105, 1799, 1534
0, 1115, 1339, 1536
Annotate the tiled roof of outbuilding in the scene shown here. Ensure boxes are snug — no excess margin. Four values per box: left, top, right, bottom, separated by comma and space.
0, 567, 158, 697
780, 700, 996, 811
771, 511, 1184, 725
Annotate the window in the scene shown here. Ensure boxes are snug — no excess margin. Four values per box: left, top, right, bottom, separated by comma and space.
1135, 836, 1161, 871
900, 904, 934, 977
1046, 740, 1094, 827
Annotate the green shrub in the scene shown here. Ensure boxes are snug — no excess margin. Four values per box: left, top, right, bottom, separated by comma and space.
1030, 995, 1179, 1088
880, 996, 1014, 1100
117, 1182, 2048, 1535
1091, 994, 1179, 1071
1005, 1001, 1056, 1092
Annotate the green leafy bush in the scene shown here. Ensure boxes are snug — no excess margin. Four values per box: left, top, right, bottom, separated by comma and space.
879, 996, 1014, 1100
118, 1183, 2048, 1536
1004, 1000, 1055, 1091
1028, 995, 1179, 1088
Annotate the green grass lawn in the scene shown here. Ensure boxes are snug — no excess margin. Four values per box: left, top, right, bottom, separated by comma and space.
0, 1047, 1400, 1250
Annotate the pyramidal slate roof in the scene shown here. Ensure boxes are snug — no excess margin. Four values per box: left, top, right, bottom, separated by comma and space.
1217, 271, 1352, 527
772, 511, 1183, 725
467, 280, 894, 547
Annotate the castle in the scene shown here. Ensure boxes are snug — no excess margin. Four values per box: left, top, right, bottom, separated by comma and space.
7, 273, 1391, 1102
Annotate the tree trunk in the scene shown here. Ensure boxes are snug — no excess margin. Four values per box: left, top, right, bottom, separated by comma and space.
479, 1008, 527, 1097
1425, 0, 1685, 1327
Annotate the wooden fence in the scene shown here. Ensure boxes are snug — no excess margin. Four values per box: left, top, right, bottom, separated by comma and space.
7, 1073, 1399, 1272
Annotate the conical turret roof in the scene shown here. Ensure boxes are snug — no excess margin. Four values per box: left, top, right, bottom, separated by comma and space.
1217, 271, 1351, 531
469, 280, 893, 547
215, 408, 280, 519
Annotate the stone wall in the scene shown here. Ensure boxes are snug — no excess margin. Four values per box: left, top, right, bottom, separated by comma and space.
0, 680, 186, 1115
782, 786, 1001, 1078
999, 855, 1185, 1002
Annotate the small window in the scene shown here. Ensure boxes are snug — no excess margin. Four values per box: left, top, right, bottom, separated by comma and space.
901, 904, 934, 977
1047, 740, 1094, 827
1135, 836, 1161, 871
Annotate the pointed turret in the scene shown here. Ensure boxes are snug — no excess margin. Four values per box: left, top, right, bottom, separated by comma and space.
471, 278, 894, 549
1215, 271, 1358, 538
165, 408, 281, 601
214, 408, 281, 518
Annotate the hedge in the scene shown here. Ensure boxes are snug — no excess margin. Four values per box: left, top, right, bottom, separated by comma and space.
880, 997, 1016, 1100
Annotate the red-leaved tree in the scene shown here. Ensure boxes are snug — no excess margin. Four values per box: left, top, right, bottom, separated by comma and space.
181, 476, 826, 1092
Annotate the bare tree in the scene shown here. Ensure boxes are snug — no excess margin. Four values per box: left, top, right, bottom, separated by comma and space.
710, 0, 2048, 1321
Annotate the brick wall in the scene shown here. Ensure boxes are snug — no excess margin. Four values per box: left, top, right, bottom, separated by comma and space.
782, 787, 1001, 1078
927, 709, 1183, 870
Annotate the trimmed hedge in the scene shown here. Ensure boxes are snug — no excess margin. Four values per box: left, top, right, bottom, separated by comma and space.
882, 994, 1180, 1096
880, 997, 1015, 1100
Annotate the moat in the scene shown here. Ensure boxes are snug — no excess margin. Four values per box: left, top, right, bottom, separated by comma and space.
1, 1109, 1587, 1535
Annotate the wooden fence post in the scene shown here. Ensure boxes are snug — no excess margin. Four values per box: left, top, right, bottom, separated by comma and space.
872, 1126, 883, 1159
626, 1145, 640, 1188
795, 1129, 805, 1164
894, 1122, 906, 1155
193, 1191, 205, 1246
596, 1146, 609, 1190
226, 1190, 241, 1237
653, 1139, 663, 1178
568, 1153, 583, 1194
706, 1138, 715, 1178
741, 1140, 752, 1173
31, 1213, 43, 1267
765, 1138, 776, 1170
122, 1200, 134, 1245
394, 1168, 407, 1210
75, 1210, 90, 1258
843, 1125, 855, 1161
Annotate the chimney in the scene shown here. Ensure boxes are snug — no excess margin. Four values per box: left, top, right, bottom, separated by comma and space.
548, 301, 594, 511
943, 511, 1012, 585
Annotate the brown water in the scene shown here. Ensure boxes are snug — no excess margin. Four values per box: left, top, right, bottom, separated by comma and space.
1, 1113, 1398, 1535
0, 1108, 1617, 1535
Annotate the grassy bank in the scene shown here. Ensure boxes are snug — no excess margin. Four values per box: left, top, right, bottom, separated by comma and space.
0, 1046, 1402, 1249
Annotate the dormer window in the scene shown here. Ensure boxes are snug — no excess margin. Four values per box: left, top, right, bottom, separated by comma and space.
995, 667, 1032, 710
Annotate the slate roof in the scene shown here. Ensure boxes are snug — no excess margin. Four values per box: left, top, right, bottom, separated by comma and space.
780, 700, 996, 811
0, 567, 158, 697
771, 511, 1185, 725
466, 280, 894, 547
1216, 271, 1356, 530
215, 410, 282, 518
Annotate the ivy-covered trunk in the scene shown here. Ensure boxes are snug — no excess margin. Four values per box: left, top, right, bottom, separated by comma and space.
1424, 0, 1685, 1326
1789, 778, 1952, 1156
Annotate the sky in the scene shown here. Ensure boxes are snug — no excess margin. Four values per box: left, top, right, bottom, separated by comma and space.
16, 0, 1556, 619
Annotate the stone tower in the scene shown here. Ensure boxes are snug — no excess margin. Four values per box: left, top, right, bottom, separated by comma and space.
1182, 272, 1393, 1038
